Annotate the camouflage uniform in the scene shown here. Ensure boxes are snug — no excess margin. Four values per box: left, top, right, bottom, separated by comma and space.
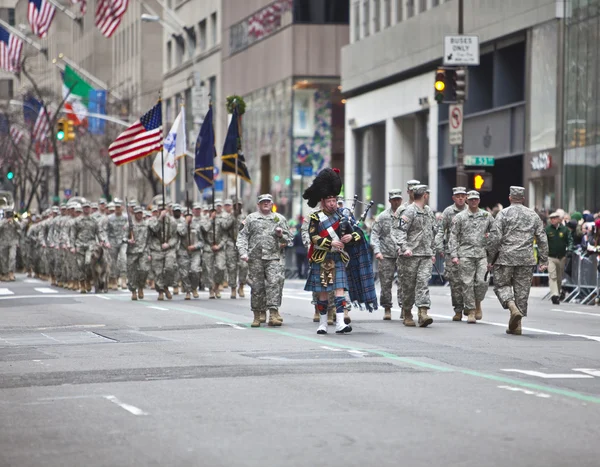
0, 213, 21, 280
148, 213, 179, 297
237, 196, 292, 326
124, 208, 149, 295
176, 217, 202, 296
396, 185, 437, 327
371, 204, 401, 312
487, 187, 548, 334
434, 190, 467, 314
105, 209, 128, 286
71, 203, 103, 288
449, 196, 494, 320
235, 212, 249, 293
217, 210, 237, 295
200, 213, 227, 298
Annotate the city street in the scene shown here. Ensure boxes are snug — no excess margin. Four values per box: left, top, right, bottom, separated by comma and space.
1, 276, 600, 467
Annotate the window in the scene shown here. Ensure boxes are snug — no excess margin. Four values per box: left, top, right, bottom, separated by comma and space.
294, 0, 350, 24
209, 76, 216, 122
210, 12, 217, 46
396, 0, 403, 22
418, 0, 427, 13
363, 0, 370, 37
8, 7, 14, 26
373, 0, 380, 33
199, 19, 207, 51
406, 0, 414, 18
167, 40, 173, 69
353, 2, 360, 41
0, 79, 13, 100
384, 0, 391, 27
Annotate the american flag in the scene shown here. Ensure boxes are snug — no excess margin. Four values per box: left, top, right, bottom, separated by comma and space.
71, 0, 86, 14
0, 26, 23, 73
109, 102, 162, 166
32, 106, 50, 142
27, 0, 56, 38
10, 127, 24, 146
96, 0, 129, 38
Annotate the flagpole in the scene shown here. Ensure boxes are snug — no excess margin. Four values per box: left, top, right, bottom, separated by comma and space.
159, 95, 166, 244
0, 18, 47, 56
234, 101, 241, 242
47, 0, 82, 22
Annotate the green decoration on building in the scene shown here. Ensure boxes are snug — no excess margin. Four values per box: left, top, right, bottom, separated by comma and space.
226, 95, 246, 115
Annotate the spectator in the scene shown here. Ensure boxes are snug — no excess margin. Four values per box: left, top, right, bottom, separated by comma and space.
292, 226, 308, 278
546, 212, 573, 304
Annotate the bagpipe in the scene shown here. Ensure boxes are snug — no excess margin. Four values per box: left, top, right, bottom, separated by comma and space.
339, 194, 375, 236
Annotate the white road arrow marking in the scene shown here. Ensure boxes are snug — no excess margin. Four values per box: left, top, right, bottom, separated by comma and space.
497, 385, 551, 398
34, 287, 58, 294
216, 322, 246, 330
104, 395, 148, 416
572, 369, 600, 377
502, 369, 594, 379
0, 288, 13, 295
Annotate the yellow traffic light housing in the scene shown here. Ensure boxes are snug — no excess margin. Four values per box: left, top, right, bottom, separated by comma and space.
56, 118, 66, 141
65, 120, 76, 141
474, 174, 485, 190
434, 69, 446, 103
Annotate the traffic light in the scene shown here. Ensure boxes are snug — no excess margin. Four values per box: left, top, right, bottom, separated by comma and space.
273, 175, 280, 182
472, 172, 493, 192
56, 118, 66, 141
6, 168, 14, 180
453, 68, 466, 101
434, 69, 446, 103
65, 120, 75, 141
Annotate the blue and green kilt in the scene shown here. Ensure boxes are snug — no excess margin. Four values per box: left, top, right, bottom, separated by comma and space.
304, 252, 348, 292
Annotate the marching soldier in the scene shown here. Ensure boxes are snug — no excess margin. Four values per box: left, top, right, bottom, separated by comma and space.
448, 190, 494, 323
104, 200, 128, 290
222, 198, 239, 298
0, 208, 21, 281
234, 198, 248, 297
396, 185, 437, 327
148, 199, 179, 301
71, 201, 105, 293
174, 208, 198, 300
183, 205, 203, 299
371, 189, 403, 320
124, 205, 149, 300
200, 205, 227, 299
171, 204, 184, 295
237, 193, 292, 327
487, 186, 548, 335
435, 186, 467, 320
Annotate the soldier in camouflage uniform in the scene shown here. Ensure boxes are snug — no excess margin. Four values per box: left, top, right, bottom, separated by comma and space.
176, 209, 203, 300
371, 189, 403, 320
63, 204, 77, 289
171, 204, 184, 295
0, 208, 21, 281
184, 204, 204, 299
148, 200, 179, 301
449, 190, 494, 323
435, 186, 467, 320
124, 205, 149, 300
233, 199, 248, 297
222, 199, 240, 298
213, 199, 233, 294
71, 201, 105, 292
396, 185, 437, 327
200, 205, 227, 299
191, 203, 204, 293
104, 199, 128, 290
237, 194, 292, 327
487, 186, 548, 335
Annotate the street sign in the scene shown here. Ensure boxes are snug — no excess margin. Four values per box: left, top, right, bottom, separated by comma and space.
449, 104, 463, 145
294, 164, 313, 177
444, 35, 480, 66
64, 189, 72, 198
464, 155, 495, 166
39, 153, 54, 167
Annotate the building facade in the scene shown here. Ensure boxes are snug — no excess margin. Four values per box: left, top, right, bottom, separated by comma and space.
222, 0, 348, 220
342, 0, 570, 212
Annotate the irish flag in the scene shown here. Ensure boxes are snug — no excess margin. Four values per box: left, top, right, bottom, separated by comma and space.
62, 65, 94, 126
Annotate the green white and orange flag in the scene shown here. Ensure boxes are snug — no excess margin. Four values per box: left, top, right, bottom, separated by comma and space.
62, 65, 94, 126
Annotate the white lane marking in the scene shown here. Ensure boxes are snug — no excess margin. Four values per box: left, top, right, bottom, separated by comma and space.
34, 287, 58, 294
0, 288, 14, 295
497, 385, 551, 398
501, 369, 593, 379
39, 333, 63, 343
321, 346, 343, 352
36, 324, 106, 330
572, 369, 600, 377
147, 306, 168, 311
24, 279, 43, 284
95, 295, 111, 300
551, 308, 600, 317
0, 294, 92, 301
216, 322, 246, 330
103, 395, 148, 416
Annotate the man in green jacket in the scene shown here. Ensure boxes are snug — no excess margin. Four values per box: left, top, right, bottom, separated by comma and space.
546, 212, 573, 304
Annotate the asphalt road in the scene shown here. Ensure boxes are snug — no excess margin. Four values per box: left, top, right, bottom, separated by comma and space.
1, 275, 599, 467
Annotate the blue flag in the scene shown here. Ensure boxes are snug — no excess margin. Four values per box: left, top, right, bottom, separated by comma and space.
194, 106, 215, 191
23, 94, 42, 127
221, 106, 251, 183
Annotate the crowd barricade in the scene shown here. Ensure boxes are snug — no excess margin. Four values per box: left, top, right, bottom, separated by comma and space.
562, 251, 599, 305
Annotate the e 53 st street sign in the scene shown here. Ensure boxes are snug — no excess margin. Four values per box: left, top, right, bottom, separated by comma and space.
464, 156, 495, 167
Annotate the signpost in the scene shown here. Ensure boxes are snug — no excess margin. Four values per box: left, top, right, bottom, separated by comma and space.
464, 156, 495, 166
443, 35, 480, 66
449, 104, 463, 145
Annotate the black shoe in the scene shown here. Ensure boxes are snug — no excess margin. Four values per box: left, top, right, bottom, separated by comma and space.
336, 325, 352, 334
551, 296, 560, 305
559, 291, 566, 301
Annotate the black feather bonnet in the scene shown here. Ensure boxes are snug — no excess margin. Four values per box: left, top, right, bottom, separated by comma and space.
302, 168, 342, 208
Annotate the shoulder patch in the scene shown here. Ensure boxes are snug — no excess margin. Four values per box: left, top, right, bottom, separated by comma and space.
400, 215, 409, 229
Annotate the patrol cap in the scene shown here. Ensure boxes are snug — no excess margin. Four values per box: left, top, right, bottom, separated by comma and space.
453, 186, 468, 195
388, 189, 403, 200
73, 203, 82, 212
214, 198, 223, 206
51, 206, 59, 213
412, 185, 429, 196
257, 193, 274, 203
224, 198, 233, 205
127, 199, 137, 207
202, 204, 209, 211
509, 186, 525, 198
133, 205, 144, 214
406, 179, 420, 190
467, 190, 480, 200
91, 202, 98, 209
81, 200, 91, 208
151, 206, 158, 213
206, 204, 214, 210
98, 198, 107, 205
144, 210, 152, 217
549, 211, 560, 218
107, 202, 115, 210
192, 202, 202, 210
172, 204, 182, 212
113, 199, 123, 207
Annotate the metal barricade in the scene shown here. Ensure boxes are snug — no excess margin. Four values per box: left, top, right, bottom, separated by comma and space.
563, 252, 599, 305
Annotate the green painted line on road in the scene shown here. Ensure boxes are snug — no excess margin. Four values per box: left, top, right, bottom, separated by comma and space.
117, 295, 600, 405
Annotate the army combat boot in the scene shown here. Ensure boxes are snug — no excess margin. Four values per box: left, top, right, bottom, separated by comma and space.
507, 300, 523, 331
79, 281, 87, 294
506, 320, 522, 335
209, 288, 215, 299
327, 307, 335, 325
383, 308, 392, 320
251, 311, 261, 328
192, 289, 199, 299
403, 309, 416, 327
131, 290, 138, 301
466, 309, 476, 323
185, 292, 191, 300
418, 307, 433, 327
157, 291, 164, 301
268, 309, 282, 327
138, 288, 144, 299
452, 308, 462, 321
475, 301, 483, 320
238, 283, 245, 298
164, 288, 173, 300
173, 286, 179, 295
259, 311, 267, 323
230, 287, 236, 299
120, 277, 127, 290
